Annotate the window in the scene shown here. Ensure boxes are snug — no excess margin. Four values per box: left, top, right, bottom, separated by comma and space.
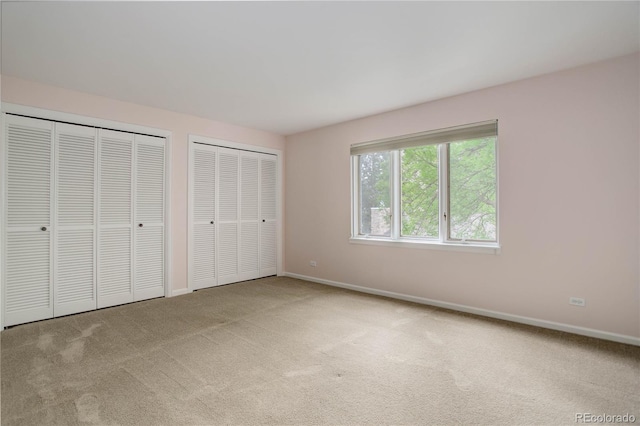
351, 121, 498, 250
358, 152, 391, 237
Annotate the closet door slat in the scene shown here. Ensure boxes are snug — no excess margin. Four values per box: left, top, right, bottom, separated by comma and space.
134, 135, 165, 301
239, 152, 259, 280
191, 144, 217, 290
97, 130, 134, 308
217, 148, 239, 285
54, 123, 97, 317
4, 115, 54, 326
260, 155, 277, 277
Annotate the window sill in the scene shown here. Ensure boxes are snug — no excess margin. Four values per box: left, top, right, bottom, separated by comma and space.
349, 236, 500, 254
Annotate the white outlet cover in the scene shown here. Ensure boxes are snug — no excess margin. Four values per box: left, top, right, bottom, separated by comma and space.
569, 297, 586, 307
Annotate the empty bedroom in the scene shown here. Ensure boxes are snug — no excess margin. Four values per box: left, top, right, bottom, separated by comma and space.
0, 1, 638, 425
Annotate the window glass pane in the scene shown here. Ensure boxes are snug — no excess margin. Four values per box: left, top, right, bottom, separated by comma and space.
400, 145, 439, 238
448, 137, 497, 241
359, 152, 391, 236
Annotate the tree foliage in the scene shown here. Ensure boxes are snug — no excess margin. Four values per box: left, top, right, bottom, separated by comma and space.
401, 145, 439, 237
448, 137, 496, 241
359, 152, 390, 235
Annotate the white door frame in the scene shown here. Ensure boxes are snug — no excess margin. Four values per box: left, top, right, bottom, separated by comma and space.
0, 103, 173, 330
187, 134, 283, 293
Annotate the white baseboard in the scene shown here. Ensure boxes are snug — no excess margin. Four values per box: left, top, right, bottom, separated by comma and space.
171, 288, 192, 297
284, 272, 640, 347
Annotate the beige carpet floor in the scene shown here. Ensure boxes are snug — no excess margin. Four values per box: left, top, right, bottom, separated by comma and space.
1, 276, 638, 425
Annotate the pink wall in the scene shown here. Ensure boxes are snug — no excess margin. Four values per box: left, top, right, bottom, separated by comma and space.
1, 76, 286, 293
285, 53, 640, 338
3, 54, 638, 339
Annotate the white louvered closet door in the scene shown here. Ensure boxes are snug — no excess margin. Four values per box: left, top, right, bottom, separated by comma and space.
4, 116, 54, 326
191, 144, 217, 290
134, 135, 165, 301
238, 152, 260, 281
54, 124, 98, 317
217, 148, 240, 285
98, 130, 134, 308
260, 154, 277, 277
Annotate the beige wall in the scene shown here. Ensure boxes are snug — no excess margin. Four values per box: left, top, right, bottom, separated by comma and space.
285, 53, 640, 338
1, 76, 286, 293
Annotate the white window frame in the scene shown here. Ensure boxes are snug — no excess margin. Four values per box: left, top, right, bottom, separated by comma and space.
350, 122, 500, 254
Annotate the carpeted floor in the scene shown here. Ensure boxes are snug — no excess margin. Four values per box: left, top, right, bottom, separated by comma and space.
1, 276, 638, 425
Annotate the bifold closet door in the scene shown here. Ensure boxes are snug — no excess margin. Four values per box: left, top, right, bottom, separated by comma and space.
134, 135, 165, 301
3, 116, 167, 326
260, 154, 277, 277
4, 116, 54, 326
98, 129, 134, 308
54, 123, 97, 317
217, 148, 240, 285
191, 144, 217, 290
189, 144, 277, 290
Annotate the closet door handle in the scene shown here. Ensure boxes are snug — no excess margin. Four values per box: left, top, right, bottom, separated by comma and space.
138, 223, 143, 228
210, 221, 214, 224
262, 219, 265, 223
41, 226, 47, 231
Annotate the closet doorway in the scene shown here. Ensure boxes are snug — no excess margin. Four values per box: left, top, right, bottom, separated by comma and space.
1, 105, 172, 328
188, 136, 281, 291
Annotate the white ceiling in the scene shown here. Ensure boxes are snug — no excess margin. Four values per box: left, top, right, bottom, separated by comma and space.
2, 2, 639, 135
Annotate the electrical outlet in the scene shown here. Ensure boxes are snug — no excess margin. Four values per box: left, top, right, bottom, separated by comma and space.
569, 297, 585, 307
309, 260, 317, 267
